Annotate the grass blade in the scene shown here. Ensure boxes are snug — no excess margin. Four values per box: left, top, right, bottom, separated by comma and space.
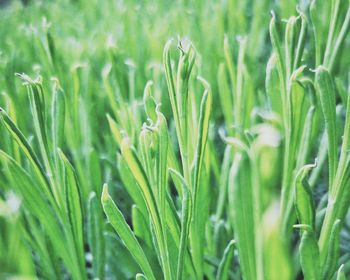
297, 225, 320, 280
229, 153, 257, 280
294, 163, 316, 229
58, 149, 86, 275
120, 138, 172, 279
321, 219, 341, 280
51, 79, 66, 153
0, 108, 52, 198
316, 66, 337, 188
101, 184, 156, 280
216, 240, 235, 280
88, 192, 105, 279
169, 168, 192, 280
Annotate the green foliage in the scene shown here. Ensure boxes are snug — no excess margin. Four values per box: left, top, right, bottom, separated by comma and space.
1, 0, 350, 279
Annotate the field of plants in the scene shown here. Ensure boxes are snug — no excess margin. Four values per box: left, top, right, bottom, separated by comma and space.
0, 0, 350, 279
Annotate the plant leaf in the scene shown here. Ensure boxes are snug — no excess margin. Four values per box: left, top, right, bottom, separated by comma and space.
58, 149, 85, 273
216, 240, 235, 280
101, 184, 156, 280
294, 163, 316, 229
321, 219, 342, 280
298, 226, 320, 280
88, 192, 105, 279
316, 66, 337, 188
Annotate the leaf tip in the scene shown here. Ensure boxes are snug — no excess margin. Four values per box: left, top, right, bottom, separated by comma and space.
101, 184, 109, 202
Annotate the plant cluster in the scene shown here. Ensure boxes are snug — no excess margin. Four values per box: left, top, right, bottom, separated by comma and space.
0, 0, 350, 279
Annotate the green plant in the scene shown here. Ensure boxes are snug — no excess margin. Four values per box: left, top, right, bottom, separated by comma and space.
1, 0, 350, 279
